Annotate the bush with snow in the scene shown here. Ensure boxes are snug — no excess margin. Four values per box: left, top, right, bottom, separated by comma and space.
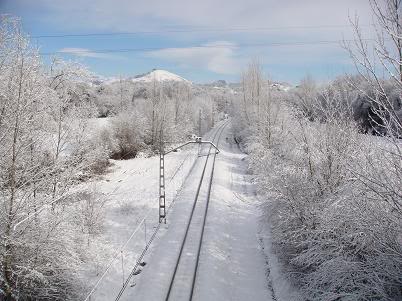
232, 60, 402, 300
0, 17, 110, 300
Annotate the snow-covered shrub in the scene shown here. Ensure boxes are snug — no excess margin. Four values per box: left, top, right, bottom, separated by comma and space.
73, 186, 107, 242
4, 210, 85, 300
354, 81, 402, 136
287, 74, 318, 120
116, 199, 137, 215
110, 112, 147, 159
251, 99, 401, 299
254, 101, 402, 300
292, 186, 402, 300
78, 127, 114, 176
233, 59, 402, 300
0, 17, 101, 299
288, 75, 357, 123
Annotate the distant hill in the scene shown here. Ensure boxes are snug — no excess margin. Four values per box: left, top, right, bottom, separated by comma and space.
86, 69, 191, 86
270, 81, 293, 92
130, 69, 191, 84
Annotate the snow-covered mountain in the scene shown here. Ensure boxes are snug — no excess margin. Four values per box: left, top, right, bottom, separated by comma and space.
270, 81, 293, 92
84, 69, 191, 86
130, 69, 191, 84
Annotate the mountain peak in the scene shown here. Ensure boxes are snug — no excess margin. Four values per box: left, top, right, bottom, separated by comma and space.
131, 69, 191, 84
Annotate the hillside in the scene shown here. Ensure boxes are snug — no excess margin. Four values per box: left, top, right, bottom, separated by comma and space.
131, 69, 191, 84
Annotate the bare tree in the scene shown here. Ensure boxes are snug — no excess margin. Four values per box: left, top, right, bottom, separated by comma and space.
345, 0, 402, 137
345, 0, 402, 214
0, 17, 103, 300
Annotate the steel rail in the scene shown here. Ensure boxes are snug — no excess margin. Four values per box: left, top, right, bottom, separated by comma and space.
164, 121, 228, 301
84, 146, 198, 301
189, 121, 229, 300
113, 122, 225, 301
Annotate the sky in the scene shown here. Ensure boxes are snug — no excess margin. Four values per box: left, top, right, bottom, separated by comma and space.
0, 0, 374, 84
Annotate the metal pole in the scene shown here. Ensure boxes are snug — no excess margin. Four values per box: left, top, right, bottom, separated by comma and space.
144, 219, 147, 246
158, 140, 220, 224
159, 152, 166, 223
121, 251, 125, 288
159, 121, 166, 223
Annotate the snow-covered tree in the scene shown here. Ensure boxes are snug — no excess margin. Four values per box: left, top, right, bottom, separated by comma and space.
231, 9, 402, 296
0, 16, 104, 300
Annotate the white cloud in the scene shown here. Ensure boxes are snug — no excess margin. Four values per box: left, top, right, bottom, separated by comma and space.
58, 47, 115, 59
146, 41, 245, 75
15, 0, 373, 35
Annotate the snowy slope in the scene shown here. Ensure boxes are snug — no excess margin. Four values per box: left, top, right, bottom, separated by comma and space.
131, 69, 191, 84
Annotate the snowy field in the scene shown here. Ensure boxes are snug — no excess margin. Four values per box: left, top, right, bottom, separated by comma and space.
77, 142, 201, 300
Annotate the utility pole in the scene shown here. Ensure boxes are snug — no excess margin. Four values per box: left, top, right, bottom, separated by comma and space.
157, 138, 220, 223
198, 109, 202, 156
198, 109, 202, 137
158, 122, 166, 223
119, 74, 124, 111
159, 152, 166, 223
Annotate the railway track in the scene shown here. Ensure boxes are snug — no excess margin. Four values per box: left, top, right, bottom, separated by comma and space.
114, 121, 229, 301
164, 120, 228, 301
117, 118, 271, 301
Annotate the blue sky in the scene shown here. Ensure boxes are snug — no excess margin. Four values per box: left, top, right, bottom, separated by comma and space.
0, 0, 373, 83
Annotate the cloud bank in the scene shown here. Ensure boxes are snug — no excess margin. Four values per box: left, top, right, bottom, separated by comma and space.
147, 42, 245, 75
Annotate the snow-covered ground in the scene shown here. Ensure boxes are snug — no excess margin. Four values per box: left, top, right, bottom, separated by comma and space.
114, 123, 300, 301
77, 122, 301, 301
78, 143, 200, 300
190, 125, 271, 301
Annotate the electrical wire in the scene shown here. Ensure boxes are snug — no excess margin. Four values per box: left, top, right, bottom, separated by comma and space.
40, 38, 376, 56
31, 24, 372, 39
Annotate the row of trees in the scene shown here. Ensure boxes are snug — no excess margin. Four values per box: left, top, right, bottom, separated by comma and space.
232, 0, 402, 299
80, 68, 226, 160
0, 16, 108, 300
87, 77, 221, 161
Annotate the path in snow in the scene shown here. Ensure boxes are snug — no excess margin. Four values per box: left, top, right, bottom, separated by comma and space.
120, 123, 273, 301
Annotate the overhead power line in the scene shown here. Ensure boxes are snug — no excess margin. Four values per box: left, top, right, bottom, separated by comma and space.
40, 38, 376, 56
31, 24, 372, 39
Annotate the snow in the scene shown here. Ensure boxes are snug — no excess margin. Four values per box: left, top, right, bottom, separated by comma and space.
79, 122, 299, 301
259, 224, 302, 301
87, 117, 112, 132
190, 129, 271, 301
117, 124, 291, 301
102, 77, 121, 85
78, 144, 200, 300
131, 69, 191, 84
82, 69, 190, 86
271, 82, 293, 92
119, 151, 216, 300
